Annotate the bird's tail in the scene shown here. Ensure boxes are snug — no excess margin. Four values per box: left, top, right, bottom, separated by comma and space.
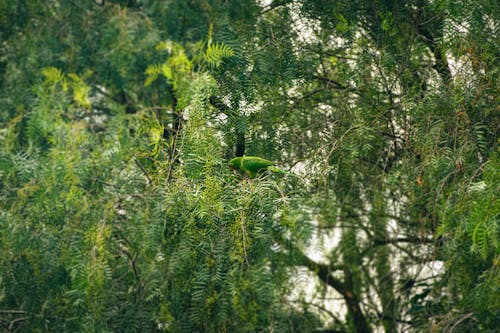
268, 166, 296, 176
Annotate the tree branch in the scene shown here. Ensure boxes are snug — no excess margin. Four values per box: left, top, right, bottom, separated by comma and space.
261, 0, 291, 15
311, 75, 351, 90
373, 237, 434, 246
134, 158, 152, 185
285, 242, 372, 333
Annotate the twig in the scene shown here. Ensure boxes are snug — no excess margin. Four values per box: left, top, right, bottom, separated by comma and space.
8, 317, 29, 332
0, 310, 27, 314
448, 312, 475, 332
261, 0, 291, 15
134, 158, 152, 185
165, 124, 182, 183
240, 211, 250, 267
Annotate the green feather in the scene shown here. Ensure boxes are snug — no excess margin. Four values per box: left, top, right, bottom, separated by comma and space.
229, 156, 290, 178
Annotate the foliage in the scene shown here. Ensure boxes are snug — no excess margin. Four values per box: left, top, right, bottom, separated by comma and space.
0, 0, 498, 332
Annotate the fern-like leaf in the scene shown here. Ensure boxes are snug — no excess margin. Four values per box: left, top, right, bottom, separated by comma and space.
204, 43, 235, 68
42, 67, 65, 85
144, 64, 162, 87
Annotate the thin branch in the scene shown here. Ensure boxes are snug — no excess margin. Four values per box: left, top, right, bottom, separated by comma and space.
240, 211, 250, 267
291, 88, 328, 103
134, 158, 152, 185
137, 106, 175, 114
448, 312, 476, 332
7, 317, 29, 331
165, 126, 182, 183
295, 301, 344, 326
0, 310, 27, 314
261, 0, 291, 15
377, 313, 414, 325
373, 237, 434, 246
311, 75, 351, 90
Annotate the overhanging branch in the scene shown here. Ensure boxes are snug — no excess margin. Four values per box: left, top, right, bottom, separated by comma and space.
283, 241, 372, 333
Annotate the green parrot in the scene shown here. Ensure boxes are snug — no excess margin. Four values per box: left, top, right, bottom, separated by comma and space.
229, 156, 289, 178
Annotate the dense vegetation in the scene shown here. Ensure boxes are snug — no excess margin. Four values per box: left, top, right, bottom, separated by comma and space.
0, 1, 498, 332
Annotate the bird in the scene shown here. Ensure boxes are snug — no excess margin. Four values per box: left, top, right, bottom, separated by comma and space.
229, 156, 291, 178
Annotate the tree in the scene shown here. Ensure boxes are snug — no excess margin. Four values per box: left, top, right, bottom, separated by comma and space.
0, 0, 498, 332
